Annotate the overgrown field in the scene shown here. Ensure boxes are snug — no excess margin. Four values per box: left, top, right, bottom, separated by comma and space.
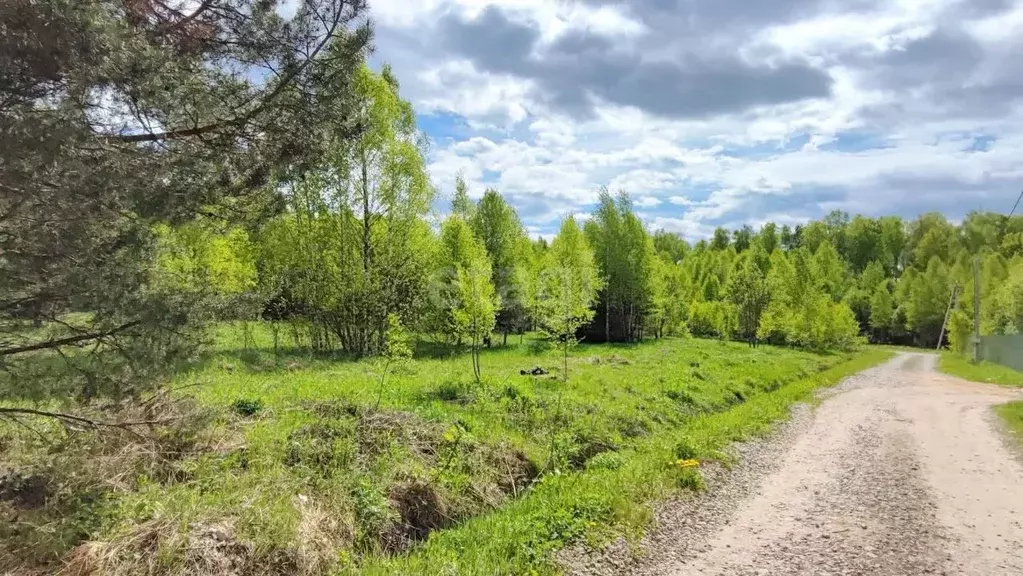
0, 326, 890, 575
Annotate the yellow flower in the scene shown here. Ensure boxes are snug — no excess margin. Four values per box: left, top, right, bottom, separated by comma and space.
676, 459, 700, 468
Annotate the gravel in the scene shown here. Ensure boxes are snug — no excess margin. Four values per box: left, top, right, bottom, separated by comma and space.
560, 353, 1023, 576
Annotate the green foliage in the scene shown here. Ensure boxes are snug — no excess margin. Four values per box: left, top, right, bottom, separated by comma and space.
451, 174, 475, 219
470, 189, 534, 341
256, 65, 434, 356
536, 217, 603, 381
904, 257, 952, 347
435, 216, 499, 382
1, 0, 372, 397
726, 256, 771, 341
869, 282, 895, 337
711, 227, 731, 250
585, 190, 661, 342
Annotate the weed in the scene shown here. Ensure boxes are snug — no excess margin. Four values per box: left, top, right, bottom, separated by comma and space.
231, 398, 264, 417
585, 451, 625, 471
677, 467, 706, 491
675, 435, 705, 460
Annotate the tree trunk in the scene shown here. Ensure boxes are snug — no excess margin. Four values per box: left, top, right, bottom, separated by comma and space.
361, 146, 371, 276
563, 339, 569, 384
604, 287, 610, 343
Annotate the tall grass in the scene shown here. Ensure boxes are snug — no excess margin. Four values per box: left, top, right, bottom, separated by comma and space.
0, 322, 892, 575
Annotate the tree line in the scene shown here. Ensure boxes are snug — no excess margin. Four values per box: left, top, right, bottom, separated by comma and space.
145, 63, 1023, 365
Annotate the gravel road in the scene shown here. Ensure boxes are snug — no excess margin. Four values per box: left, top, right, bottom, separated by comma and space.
562, 353, 1023, 576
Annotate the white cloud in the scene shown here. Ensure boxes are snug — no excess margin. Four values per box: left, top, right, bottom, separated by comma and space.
373, 0, 1023, 239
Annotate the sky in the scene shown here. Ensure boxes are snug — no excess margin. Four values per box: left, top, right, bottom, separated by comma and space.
363, 0, 1023, 240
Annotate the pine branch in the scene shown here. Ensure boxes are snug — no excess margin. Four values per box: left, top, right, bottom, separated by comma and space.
0, 321, 140, 358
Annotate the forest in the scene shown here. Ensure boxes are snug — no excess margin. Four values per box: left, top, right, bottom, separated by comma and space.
151, 168, 1023, 365
2, 0, 1021, 574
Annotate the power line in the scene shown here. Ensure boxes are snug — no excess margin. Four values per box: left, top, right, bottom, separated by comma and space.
1010, 188, 1023, 217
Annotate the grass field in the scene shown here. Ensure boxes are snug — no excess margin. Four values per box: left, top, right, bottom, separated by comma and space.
0, 324, 892, 575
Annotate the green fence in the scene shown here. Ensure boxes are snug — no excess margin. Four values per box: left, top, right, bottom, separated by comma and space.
979, 334, 1023, 372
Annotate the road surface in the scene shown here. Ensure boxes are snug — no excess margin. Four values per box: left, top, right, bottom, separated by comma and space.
566, 353, 1023, 576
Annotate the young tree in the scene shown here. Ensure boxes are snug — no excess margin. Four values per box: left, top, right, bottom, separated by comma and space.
733, 225, 754, 253
813, 241, 847, 301
711, 227, 731, 251
759, 222, 780, 254
727, 257, 771, 346
536, 217, 603, 383
259, 65, 434, 356
470, 189, 532, 344
780, 225, 796, 251
451, 174, 475, 219
904, 257, 952, 347
375, 314, 413, 409
585, 190, 659, 342
869, 281, 895, 342
437, 217, 499, 382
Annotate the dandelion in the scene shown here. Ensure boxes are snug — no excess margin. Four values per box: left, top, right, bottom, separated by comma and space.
676, 458, 700, 468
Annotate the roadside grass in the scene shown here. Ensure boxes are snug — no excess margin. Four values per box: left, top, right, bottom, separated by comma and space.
936, 352, 1023, 453
994, 402, 1023, 449
0, 324, 891, 575
356, 347, 893, 575
938, 352, 1023, 388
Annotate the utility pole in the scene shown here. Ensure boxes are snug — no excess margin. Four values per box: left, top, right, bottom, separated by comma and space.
937, 283, 958, 351
972, 256, 981, 364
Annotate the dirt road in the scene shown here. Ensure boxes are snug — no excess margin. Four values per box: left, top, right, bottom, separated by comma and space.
566, 353, 1023, 576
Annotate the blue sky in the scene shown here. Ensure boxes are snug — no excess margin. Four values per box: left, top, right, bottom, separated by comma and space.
365, 0, 1023, 240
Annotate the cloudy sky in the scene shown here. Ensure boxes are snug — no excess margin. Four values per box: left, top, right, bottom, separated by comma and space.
365, 0, 1023, 240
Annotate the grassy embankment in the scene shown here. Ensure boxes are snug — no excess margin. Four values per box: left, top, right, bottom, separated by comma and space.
0, 324, 891, 575
938, 352, 1023, 451
939, 352, 1023, 387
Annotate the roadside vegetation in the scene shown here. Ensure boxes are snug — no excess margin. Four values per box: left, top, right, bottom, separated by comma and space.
995, 403, 1023, 450
937, 353, 1023, 452
939, 353, 1023, 388
0, 326, 890, 574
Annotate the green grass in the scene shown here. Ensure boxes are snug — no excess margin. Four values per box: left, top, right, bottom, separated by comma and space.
995, 402, 1023, 450
0, 323, 893, 575
938, 352, 1023, 387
